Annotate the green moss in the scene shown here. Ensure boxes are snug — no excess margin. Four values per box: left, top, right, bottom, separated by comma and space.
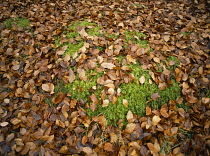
3, 17, 30, 29
87, 63, 181, 126
125, 30, 148, 48
182, 31, 193, 36
106, 33, 119, 39
156, 56, 180, 72
64, 42, 84, 57
55, 69, 103, 102
55, 20, 101, 58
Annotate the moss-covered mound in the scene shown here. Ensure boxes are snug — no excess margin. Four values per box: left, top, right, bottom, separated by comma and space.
51, 20, 182, 126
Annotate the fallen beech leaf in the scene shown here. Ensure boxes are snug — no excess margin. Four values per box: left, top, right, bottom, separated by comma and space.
153, 139, 160, 153
10, 118, 21, 125
77, 68, 87, 81
163, 35, 170, 42
12, 64, 20, 70
110, 132, 118, 143
101, 62, 116, 69
126, 55, 136, 64
104, 142, 113, 152
98, 115, 106, 128
89, 94, 98, 111
123, 99, 128, 107
171, 127, 179, 135
152, 115, 161, 125
108, 88, 114, 95
59, 145, 69, 154
124, 123, 136, 133
139, 76, 146, 84
126, 110, 134, 123
82, 147, 92, 154
146, 107, 152, 116
153, 57, 160, 63
0, 122, 9, 127
56, 119, 65, 128
42, 83, 54, 94
151, 93, 160, 100
52, 92, 66, 104
57, 45, 68, 55
186, 95, 198, 103
6, 133, 14, 142
102, 99, 109, 107
68, 68, 76, 83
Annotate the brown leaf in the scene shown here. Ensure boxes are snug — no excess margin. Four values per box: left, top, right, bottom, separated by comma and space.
59, 145, 69, 154
124, 123, 136, 133
151, 93, 160, 100
42, 83, 54, 94
146, 107, 152, 116
0, 122, 9, 127
6, 133, 14, 142
77, 68, 87, 81
126, 110, 134, 123
56, 119, 65, 128
52, 92, 66, 104
69, 68, 76, 83
12, 64, 20, 70
110, 132, 118, 143
56, 45, 68, 55
82, 147, 92, 154
10, 118, 21, 125
104, 142, 113, 152
186, 95, 198, 103
108, 88, 114, 95
102, 99, 109, 107
123, 99, 128, 107
89, 94, 98, 112
101, 62, 116, 69
139, 76, 146, 84
98, 115, 107, 129
152, 115, 161, 125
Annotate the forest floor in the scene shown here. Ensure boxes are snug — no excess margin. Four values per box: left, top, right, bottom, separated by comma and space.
0, 0, 209, 155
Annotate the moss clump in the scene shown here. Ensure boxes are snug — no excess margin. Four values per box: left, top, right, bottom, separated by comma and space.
125, 30, 148, 48
55, 20, 101, 58
56, 69, 103, 102
156, 56, 180, 72
3, 17, 30, 29
87, 63, 181, 125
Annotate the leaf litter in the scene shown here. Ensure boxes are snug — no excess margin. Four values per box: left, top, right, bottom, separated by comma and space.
0, 0, 209, 155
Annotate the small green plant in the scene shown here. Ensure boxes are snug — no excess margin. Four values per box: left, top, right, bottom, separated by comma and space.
3, 17, 30, 29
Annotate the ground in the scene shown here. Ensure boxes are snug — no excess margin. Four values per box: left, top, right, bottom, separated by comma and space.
0, 0, 209, 155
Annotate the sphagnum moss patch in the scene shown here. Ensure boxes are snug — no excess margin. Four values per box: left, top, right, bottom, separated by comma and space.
51, 20, 182, 126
